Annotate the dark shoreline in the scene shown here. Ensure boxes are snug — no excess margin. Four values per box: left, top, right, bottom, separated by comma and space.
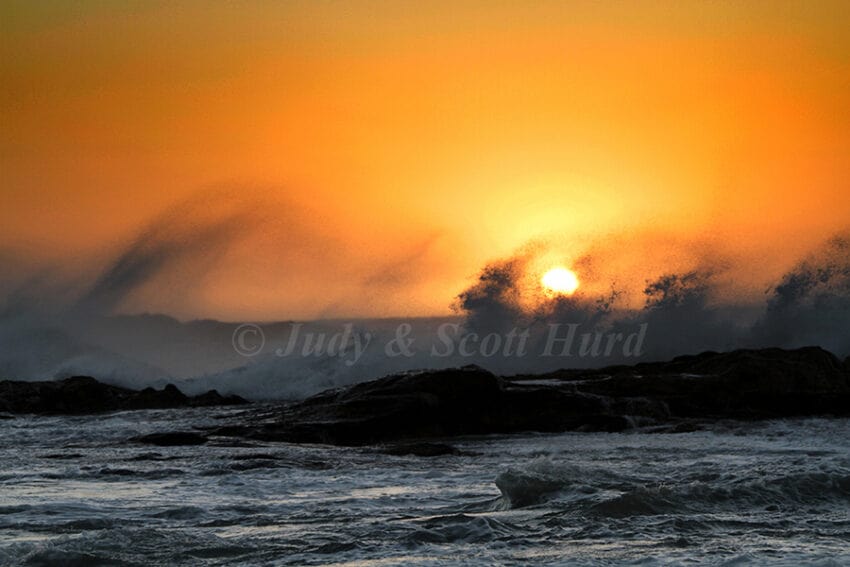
215, 346, 850, 445
3, 346, 849, 448
0, 375, 247, 416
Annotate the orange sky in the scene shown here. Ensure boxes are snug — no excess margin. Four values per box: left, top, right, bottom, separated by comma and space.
2, 1, 849, 320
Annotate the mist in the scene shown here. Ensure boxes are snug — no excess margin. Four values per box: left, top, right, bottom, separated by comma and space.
1, 187, 849, 400
454, 230, 850, 375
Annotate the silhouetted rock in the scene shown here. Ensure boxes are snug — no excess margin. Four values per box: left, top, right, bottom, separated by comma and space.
0, 376, 247, 415
133, 431, 208, 446
6, 348, 850, 447
188, 389, 246, 407
221, 365, 636, 445
218, 347, 850, 446
568, 346, 850, 419
381, 442, 463, 457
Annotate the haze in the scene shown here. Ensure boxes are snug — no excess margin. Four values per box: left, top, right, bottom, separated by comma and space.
3, 1, 849, 320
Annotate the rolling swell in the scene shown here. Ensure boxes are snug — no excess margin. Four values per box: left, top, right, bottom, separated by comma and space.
494, 456, 850, 520
3, 411, 850, 565
590, 469, 850, 518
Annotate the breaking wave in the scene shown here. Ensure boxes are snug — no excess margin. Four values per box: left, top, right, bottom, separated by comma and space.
493, 455, 850, 519
2, 192, 850, 401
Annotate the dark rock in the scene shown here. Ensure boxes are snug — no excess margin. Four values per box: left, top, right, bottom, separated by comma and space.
0, 376, 249, 415
125, 452, 167, 461
381, 442, 463, 457
215, 347, 850, 446
668, 422, 704, 434
6, 347, 850, 448
133, 383, 187, 408
229, 453, 278, 461
133, 431, 208, 446
41, 452, 84, 460
188, 389, 249, 407
574, 346, 850, 419
644, 422, 704, 434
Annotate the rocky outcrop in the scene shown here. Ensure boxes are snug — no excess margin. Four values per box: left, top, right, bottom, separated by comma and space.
380, 442, 464, 457
4, 348, 850, 448
215, 347, 850, 446
217, 366, 634, 446
551, 346, 850, 419
0, 376, 247, 415
133, 431, 209, 446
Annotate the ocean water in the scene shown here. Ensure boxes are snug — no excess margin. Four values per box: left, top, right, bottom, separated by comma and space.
1, 409, 849, 566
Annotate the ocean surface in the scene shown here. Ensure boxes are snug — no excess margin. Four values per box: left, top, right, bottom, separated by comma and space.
1, 409, 849, 566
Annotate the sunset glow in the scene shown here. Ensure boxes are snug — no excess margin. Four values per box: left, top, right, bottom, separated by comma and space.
2, 1, 849, 321
541, 267, 580, 296
4, 5, 850, 562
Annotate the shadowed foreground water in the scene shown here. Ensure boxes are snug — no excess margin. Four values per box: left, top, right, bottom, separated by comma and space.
1, 408, 849, 565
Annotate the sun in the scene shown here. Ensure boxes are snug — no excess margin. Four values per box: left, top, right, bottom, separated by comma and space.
541, 266, 580, 295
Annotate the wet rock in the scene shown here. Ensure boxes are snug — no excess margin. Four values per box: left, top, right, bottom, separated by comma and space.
133, 431, 208, 446
188, 389, 248, 407
667, 422, 704, 434
219, 347, 850, 446
573, 346, 850, 419
381, 442, 463, 457
6, 347, 850, 447
0, 376, 248, 415
41, 452, 84, 460
220, 366, 640, 445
